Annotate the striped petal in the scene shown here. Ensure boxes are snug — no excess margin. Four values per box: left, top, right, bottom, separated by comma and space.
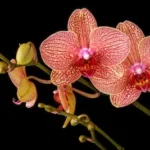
8, 59, 26, 88
110, 84, 141, 107
138, 36, 150, 65
90, 27, 130, 66
117, 20, 145, 63
91, 64, 127, 94
40, 31, 80, 70
68, 8, 97, 48
51, 66, 81, 85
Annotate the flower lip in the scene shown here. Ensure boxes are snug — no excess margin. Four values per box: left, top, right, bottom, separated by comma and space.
129, 62, 150, 92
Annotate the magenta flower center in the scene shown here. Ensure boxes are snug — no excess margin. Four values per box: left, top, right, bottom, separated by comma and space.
75, 48, 97, 78
129, 63, 150, 92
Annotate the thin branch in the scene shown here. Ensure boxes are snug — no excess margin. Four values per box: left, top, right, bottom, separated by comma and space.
90, 129, 107, 150
38, 103, 124, 150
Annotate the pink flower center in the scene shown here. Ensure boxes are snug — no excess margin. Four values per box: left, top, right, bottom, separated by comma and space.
129, 63, 150, 92
75, 48, 97, 78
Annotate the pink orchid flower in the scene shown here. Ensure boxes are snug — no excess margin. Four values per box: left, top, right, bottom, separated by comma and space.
53, 85, 76, 128
40, 8, 130, 92
110, 21, 150, 107
8, 59, 37, 108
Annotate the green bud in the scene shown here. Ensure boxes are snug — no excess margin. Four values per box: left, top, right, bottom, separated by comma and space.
16, 42, 38, 65
38, 103, 45, 108
0, 61, 8, 74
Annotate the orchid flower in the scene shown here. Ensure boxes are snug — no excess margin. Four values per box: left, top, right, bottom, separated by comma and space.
53, 84, 76, 128
8, 59, 37, 108
110, 21, 150, 107
40, 8, 130, 94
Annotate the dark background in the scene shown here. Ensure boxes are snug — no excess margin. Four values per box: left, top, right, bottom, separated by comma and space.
1, 1, 150, 150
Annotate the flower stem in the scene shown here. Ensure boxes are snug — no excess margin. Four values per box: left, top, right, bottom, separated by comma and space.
72, 87, 100, 99
132, 101, 150, 116
78, 77, 98, 92
35, 62, 51, 75
28, 76, 52, 84
94, 124, 124, 150
38, 103, 124, 150
90, 129, 107, 150
0, 53, 12, 65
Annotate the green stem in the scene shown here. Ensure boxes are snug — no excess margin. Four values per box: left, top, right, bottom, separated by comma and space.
132, 101, 150, 116
78, 77, 98, 92
35, 62, 51, 75
90, 129, 107, 150
38, 103, 124, 150
0, 53, 12, 65
94, 124, 124, 150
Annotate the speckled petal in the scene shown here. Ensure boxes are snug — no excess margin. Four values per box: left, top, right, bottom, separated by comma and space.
51, 66, 81, 85
138, 36, 150, 65
68, 8, 97, 48
40, 31, 80, 70
117, 20, 145, 63
90, 27, 130, 66
110, 84, 141, 107
91, 64, 127, 94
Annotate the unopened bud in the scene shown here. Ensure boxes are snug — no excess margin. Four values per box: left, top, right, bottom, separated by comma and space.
87, 123, 95, 131
16, 42, 38, 65
17, 78, 37, 102
70, 117, 79, 126
79, 135, 87, 143
38, 103, 45, 108
0, 61, 8, 74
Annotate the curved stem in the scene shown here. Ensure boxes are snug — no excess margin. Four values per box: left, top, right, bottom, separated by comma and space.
72, 87, 100, 99
28, 76, 52, 84
38, 103, 124, 150
90, 129, 107, 150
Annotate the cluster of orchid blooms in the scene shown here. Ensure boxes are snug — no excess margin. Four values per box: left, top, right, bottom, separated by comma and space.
0, 8, 150, 127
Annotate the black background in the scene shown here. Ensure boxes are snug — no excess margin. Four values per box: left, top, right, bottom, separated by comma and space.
1, 1, 150, 150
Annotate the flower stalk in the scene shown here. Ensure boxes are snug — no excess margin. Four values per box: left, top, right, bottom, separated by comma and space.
38, 103, 124, 150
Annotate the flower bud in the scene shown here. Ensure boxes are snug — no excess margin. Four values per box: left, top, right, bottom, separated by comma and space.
87, 123, 95, 131
38, 103, 45, 108
16, 42, 38, 65
70, 117, 79, 126
79, 135, 87, 143
0, 61, 8, 74
17, 78, 37, 103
